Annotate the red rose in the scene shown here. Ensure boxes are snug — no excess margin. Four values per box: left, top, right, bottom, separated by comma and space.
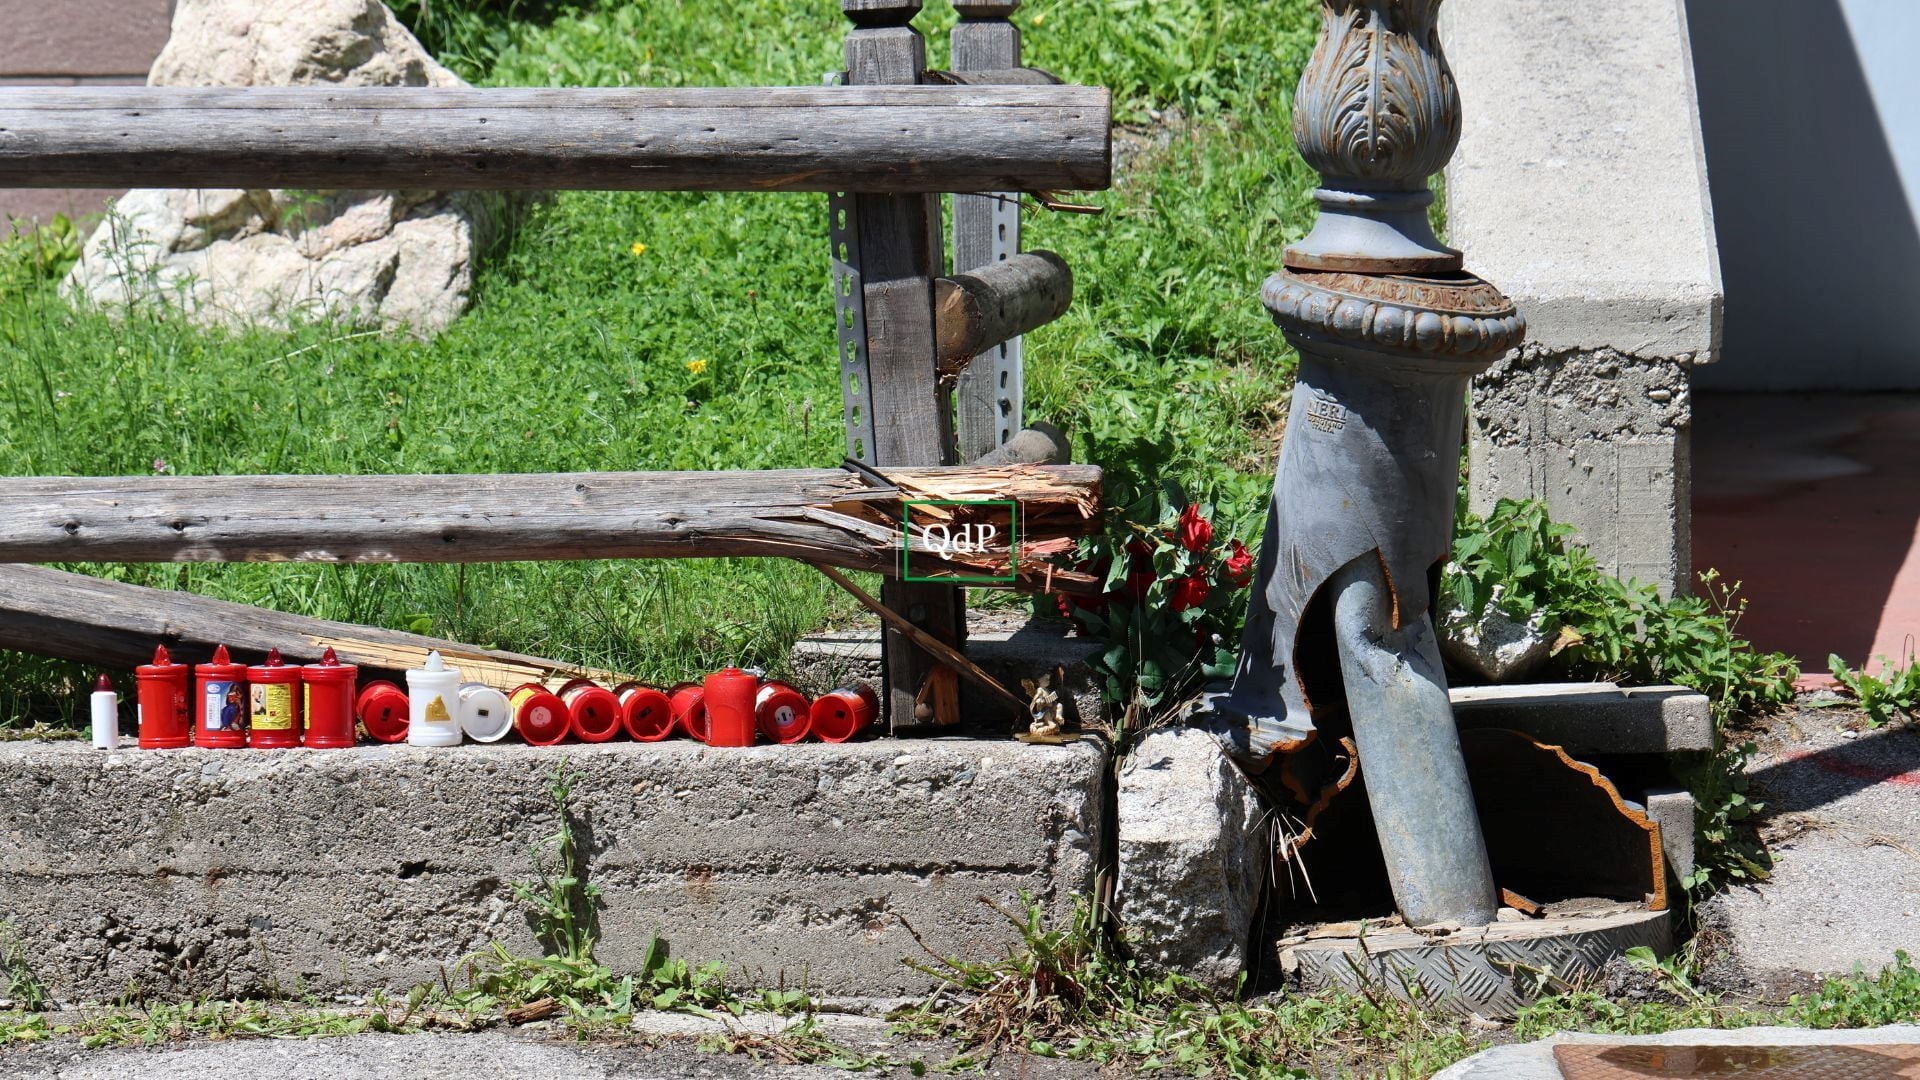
1224, 540, 1255, 589
1170, 575, 1210, 612
1176, 505, 1213, 553
1120, 569, 1156, 603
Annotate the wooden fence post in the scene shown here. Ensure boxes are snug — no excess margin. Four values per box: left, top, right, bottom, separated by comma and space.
950, 0, 1026, 460
840, 0, 968, 730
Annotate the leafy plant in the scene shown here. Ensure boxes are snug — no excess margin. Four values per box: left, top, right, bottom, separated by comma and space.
1447, 500, 1799, 720
1827, 651, 1920, 727
0, 216, 81, 297
1050, 483, 1257, 735
1784, 950, 1920, 1028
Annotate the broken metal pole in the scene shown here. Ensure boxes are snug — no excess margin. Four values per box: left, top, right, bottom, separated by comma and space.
1207, 0, 1525, 929
1329, 556, 1497, 926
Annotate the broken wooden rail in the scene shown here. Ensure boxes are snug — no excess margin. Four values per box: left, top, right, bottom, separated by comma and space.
0, 464, 1102, 591
935, 251, 1073, 375
0, 564, 628, 692
0, 86, 1111, 193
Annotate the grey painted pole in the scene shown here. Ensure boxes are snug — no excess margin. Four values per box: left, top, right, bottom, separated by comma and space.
1206, 0, 1525, 929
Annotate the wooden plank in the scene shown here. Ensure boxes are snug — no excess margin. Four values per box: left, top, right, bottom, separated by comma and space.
952, 0, 1028, 460
843, 0, 969, 731
0, 466, 1102, 588
0, 563, 628, 693
935, 250, 1073, 373
0, 85, 1113, 193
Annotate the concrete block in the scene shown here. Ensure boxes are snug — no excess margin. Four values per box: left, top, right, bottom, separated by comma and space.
0, 0, 175, 78
1115, 726, 1268, 990
1444, 0, 1718, 597
1467, 347, 1693, 595
1450, 682, 1714, 754
790, 616, 1105, 728
1442, 0, 1720, 359
1642, 785, 1697, 884
0, 739, 1106, 1002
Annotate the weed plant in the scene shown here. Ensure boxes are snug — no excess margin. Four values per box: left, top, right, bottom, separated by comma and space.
1826, 651, 1920, 727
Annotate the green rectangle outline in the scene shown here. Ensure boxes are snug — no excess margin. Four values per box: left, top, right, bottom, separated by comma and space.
902, 499, 1020, 583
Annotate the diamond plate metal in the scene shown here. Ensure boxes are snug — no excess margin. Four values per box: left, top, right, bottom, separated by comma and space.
828, 190, 877, 463
1284, 908, 1673, 1018
1554, 1043, 1920, 1079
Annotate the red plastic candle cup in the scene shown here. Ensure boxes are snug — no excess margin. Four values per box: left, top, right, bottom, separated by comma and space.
510, 683, 571, 746
246, 649, 304, 749
301, 647, 359, 749
810, 684, 880, 743
355, 680, 411, 744
615, 682, 675, 742
559, 679, 624, 743
135, 644, 191, 750
755, 681, 812, 744
193, 645, 248, 749
704, 668, 759, 748
668, 683, 708, 743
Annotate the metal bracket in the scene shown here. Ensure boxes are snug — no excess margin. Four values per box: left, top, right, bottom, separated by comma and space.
987, 191, 1024, 446
829, 191, 878, 463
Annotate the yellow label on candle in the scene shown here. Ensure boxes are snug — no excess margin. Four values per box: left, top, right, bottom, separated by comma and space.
251, 683, 296, 731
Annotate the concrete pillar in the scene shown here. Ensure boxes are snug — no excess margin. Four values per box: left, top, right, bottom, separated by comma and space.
1442, 0, 1721, 596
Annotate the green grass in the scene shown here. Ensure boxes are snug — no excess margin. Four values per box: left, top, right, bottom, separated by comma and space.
0, 0, 1320, 724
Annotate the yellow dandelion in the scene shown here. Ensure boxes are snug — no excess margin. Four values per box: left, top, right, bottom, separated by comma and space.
1032, 12, 1045, 25
629, 242, 648, 256
686, 358, 709, 374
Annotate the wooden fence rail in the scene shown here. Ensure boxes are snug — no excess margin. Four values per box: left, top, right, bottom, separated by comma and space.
0, 85, 1111, 193
1, 465, 1102, 590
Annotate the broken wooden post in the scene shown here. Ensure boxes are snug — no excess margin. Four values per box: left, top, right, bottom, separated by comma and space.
839, 0, 969, 731
1207, 0, 1525, 930
0, 564, 628, 692
934, 250, 1072, 375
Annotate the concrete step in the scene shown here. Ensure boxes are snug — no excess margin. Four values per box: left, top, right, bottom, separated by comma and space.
1450, 682, 1714, 755
0, 739, 1105, 1003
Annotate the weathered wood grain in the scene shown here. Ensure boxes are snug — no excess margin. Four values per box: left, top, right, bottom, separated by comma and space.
0, 466, 1101, 588
0, 563, 631, 692
0, 85, 1112, 193
935, 250, 1072, 372
841, 0, 969, 730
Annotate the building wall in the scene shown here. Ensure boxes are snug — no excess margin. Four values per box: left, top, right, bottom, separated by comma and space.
0, 0, 175, 227
1688, 0, 1920, 390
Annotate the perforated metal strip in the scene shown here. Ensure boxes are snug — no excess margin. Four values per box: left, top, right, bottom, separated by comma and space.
829, 190, 877, 463
988, 191, 1024, 446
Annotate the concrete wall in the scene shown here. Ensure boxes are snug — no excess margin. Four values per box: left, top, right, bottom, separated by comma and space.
0, 740, 1105, 1002
1687, 0, 1920, 391
1444, 0, 1720, 595
0, 0, 175, 226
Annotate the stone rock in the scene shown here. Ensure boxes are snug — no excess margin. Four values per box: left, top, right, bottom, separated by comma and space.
62, 0, 512, 337
1115, 724, 1269, 990
1440, 593, 1557, 683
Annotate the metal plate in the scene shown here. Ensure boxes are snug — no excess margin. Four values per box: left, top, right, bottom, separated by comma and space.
1283, 908, 1673, 1018
1554, 1043, 1920, 1079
